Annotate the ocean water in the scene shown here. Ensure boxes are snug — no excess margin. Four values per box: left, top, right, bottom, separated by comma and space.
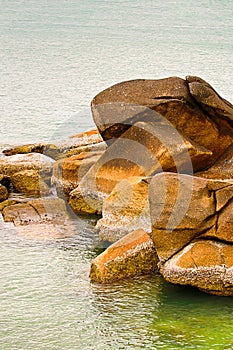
1, 0, 233, 349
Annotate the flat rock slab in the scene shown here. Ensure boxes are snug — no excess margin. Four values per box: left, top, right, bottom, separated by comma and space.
90, 228, 159, 283
2, 197, 77, 240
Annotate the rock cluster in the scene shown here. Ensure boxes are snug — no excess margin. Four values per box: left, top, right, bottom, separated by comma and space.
1, 75, 232, 296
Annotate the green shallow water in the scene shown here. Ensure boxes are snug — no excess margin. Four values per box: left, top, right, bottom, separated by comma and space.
1, 216, 232, 350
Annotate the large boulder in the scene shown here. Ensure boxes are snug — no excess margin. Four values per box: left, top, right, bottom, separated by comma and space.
149, 172, 233, 295
91, 76, 233, 165
68, 120, 212, 215
90, 228, 159, 283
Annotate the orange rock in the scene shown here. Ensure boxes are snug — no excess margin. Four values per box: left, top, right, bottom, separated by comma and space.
90, 228, 159, 283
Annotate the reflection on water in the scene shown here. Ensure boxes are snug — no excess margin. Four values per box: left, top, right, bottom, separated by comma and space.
0, 216, 232, 350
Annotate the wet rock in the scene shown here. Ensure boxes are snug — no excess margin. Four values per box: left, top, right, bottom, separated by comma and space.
52, 151, 103, 197
90, 228, 159, 283
161, 240, 233, 296
0, 184, 8, 202
91, 77, 232, 165
96, 177, 151, 243
11, 170, 51, 196
2, 197, 76, 240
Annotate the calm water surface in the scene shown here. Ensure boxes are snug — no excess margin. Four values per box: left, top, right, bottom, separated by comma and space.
1, 0, 233, 349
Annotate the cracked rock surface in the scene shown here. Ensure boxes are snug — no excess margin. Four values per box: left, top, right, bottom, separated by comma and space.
149, 173, 233, 296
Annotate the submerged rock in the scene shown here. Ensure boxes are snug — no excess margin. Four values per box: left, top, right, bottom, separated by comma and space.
90, 228, 159, 283
2, 197, 76, 240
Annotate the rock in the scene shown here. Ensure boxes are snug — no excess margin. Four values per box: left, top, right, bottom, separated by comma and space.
196, 144, 233, 180
68, 120, 212, 215
187, 75, 233, 125
0, 153, 54, 180
3, 143, 45, 156
91, 77, 232, 164
2, 128, 104, 160
52, 151, 103, 197
0, 184, 8, 202
11, 170, 51, 196
0, 199, 23, 212
2, 197, 76, 240
161, 240, 233, 296
96, 177, 151, 242
149, 172, 233, 262
90, 228, 159, 283
65, 141, 106, 158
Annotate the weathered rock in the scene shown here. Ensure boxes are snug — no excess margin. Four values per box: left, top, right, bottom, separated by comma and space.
187, 75, 233, 125
0, 153, 54, 180
0, 199, 23, 212
11, 170, 51, 196
149, 172, 233, 262
90, 228, 159, 283
2, 129, 104, 160
65, 141, 106, 158
52, 151, 103, 197
68, 120, 212, 215
161, 240, 233, 296
0, 184, 8, 202
96, 177, 151, 242
91, 77, 233, 164
196, 144, 233, 180
3, 143, 45, 156
2, 197, 76, 240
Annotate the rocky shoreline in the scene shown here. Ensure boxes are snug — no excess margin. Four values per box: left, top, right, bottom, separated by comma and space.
1, 75, 233, 296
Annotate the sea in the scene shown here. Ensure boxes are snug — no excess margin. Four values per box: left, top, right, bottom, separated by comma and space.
1, 1, 233, 349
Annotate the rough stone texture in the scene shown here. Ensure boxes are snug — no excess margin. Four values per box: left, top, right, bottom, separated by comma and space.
161, 240, 233, 296
52, 151, 103, 197
149, 173, 233, 262
196, 144, 233, 180
2, 129, 104, 160
90, 228, 159, 283
0, 199, 23, 212
0, 184, 8, 202
96, 177, 151, 242
0, 153, 54, 180
186, 75, 233, 124
3, 143, 45, 156
91, 76, 233, 165
11, 170, 51, 196
68, 120, 212, 216
2, 197, 76, 240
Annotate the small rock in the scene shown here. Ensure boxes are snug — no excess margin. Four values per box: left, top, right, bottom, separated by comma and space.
90, 228, 159, 283
11, 170, 51, 196
0, 184, 8, 202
